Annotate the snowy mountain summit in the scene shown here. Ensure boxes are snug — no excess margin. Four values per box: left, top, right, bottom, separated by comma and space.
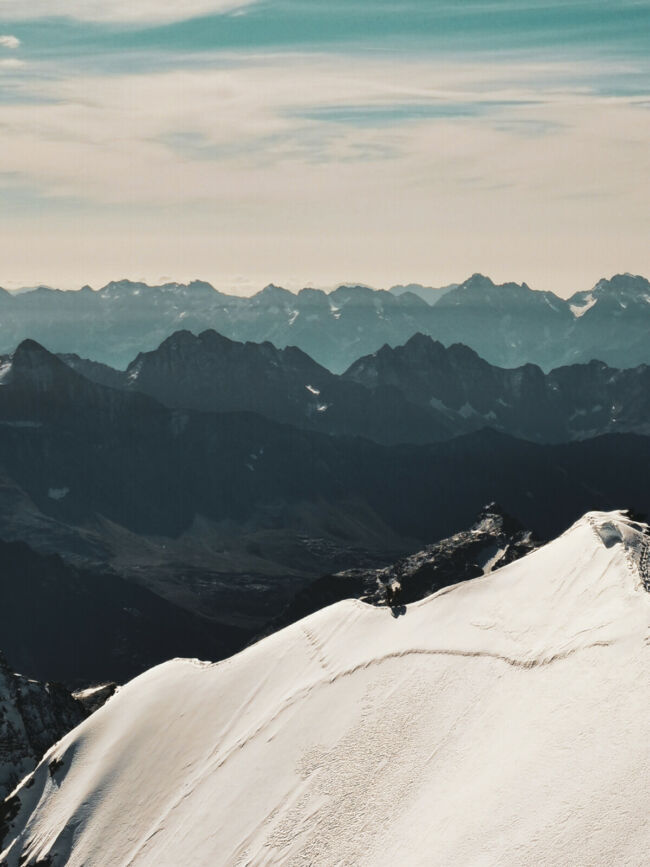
2, 511, 649, 866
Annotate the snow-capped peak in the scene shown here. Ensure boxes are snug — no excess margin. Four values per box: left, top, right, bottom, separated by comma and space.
2, 511, 649, 866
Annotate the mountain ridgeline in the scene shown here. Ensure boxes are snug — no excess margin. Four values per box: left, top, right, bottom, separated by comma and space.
0, 338, 647, 571
0, 272, 648, 372
61, 329, 650, 445
3, 512, 649, 866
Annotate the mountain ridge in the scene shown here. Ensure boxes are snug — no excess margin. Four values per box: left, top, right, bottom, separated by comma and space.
60, 329, 650, 445
3, 510, 648, 866
0, 272, 647, 372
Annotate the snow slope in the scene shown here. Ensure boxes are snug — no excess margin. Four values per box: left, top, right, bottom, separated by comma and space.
2, 511, 649, 866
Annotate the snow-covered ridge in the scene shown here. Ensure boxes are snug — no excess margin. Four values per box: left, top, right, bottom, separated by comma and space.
2, 511, 649, 866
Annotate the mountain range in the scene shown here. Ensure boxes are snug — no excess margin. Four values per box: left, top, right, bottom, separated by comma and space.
3, 510, 648, 865
0, 272, 648, 372
61, 328, 650, 445
0, 338, 647, 647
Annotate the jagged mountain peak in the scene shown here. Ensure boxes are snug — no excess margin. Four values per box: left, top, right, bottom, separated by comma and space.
437, 274, 563, 313
255, 284, 294, 302
9, 340, 74, 383
594, 272, 650, 292
567, 273, 650, 319
462, 272, 496, 289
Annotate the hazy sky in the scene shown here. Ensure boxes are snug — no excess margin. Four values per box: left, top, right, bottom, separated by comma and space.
0, 1, 648, 295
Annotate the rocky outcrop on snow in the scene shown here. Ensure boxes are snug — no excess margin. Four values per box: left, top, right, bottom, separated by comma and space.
266, 504, 538, 630
0, 654, 86, 801
366, 501, 539, 605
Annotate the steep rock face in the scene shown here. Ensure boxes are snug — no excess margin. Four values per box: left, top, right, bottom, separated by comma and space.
0, 654, 86, 801
2, 511, 649, 866
565, 273, 650, 368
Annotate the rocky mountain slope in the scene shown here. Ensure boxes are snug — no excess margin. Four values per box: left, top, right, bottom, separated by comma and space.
1, 272, 648, 372
0, 339, 647, 633
0, 654, 85, 801
62, 329, 650, 445
265, 503, 538, 631
62, 329, 458, 445
344, 333, 650, 442
3, 511, 648, 866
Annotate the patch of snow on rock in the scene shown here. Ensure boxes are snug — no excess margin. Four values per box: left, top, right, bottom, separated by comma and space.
570, 293, 597, 318
47, 487, 69, 501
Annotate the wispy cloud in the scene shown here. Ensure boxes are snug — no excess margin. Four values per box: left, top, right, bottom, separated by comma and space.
0, 33, 19, 48
0, 2, 646, 292
0, 0, 254, 24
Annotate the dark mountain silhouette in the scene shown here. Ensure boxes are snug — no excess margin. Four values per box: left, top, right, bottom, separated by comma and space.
62, 329, 459, 444
62, 330, 650, 445
0, 339, 645, 543
0, 537, 245, 687
343, 333, 650, 442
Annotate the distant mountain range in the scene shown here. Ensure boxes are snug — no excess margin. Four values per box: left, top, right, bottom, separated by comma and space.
61, 329, 650, 445
0, 272, 648, 372
0, 338, 647, 633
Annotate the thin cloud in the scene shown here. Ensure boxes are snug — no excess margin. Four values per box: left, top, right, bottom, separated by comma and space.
0, 34, 19, 48
0, 0, 254, 24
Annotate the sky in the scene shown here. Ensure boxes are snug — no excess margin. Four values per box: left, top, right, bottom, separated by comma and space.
0, 1, 648, 295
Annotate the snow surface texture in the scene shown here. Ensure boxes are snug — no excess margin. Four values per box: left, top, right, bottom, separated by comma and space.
2, 511, 649, 866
